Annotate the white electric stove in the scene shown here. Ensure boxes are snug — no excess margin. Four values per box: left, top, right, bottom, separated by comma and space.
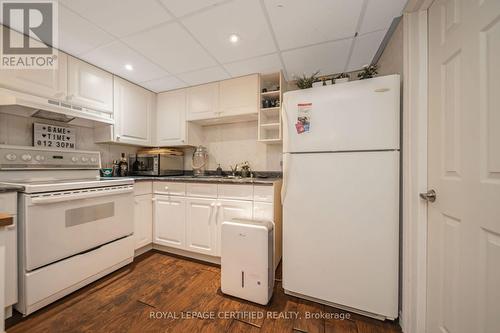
0, 145, 135, 315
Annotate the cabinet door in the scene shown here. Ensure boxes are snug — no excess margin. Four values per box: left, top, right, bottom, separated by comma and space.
0, 216, 17, 308
185, 197, 217, 256
67, 56, 113, 112
0, 50, 67, 100
134, 194, 153, 250
219, 74, 258, 117
253, 201, 273, 220
114, 77, 153, 145
186, 82, 219, 121
216, 199, 253, 256
156, 89, 186, 146
154, 195, 186, 249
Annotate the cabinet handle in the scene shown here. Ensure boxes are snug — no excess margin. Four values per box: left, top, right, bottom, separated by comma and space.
152, 198, 157, 202
164, 186, 169, 190
210, 202, 216, 207
216, 202, 222, 207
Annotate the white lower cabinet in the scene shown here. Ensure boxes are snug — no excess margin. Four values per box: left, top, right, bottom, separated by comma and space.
133, 194, 153, 250
253, 201, 273, 220
151, 182, 281, 263
154, 195, 186, 249
216, 199, 253, 256
0, 192, 17, 317
185, 197, 217, 256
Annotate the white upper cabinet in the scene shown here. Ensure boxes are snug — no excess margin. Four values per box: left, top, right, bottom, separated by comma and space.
114, 77, 154, 145
67, 56, 113, 113
219, 74, 259, 117
0, 27, 67, 100
0, 53, 68, 100
186, 82, 219, 121
156, 89, 187, 146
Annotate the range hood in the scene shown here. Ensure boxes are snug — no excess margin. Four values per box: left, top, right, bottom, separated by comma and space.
0, 88, 114, 127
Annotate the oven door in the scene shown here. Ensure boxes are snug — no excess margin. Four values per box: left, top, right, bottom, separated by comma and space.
21, 185, 134, 271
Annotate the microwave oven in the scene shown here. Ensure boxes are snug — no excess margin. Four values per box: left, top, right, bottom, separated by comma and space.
129, 148, 184, 176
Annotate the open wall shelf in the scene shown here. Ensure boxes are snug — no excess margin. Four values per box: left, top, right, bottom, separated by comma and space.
258, 71, 285, 143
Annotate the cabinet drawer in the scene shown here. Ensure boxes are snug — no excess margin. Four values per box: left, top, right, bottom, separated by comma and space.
153, 182, 186, 196
218, 184, 253, 200
253, 185, 274, 203
0, 192, 17, 215
186, 183, 217, 198
134, 181, 152, 196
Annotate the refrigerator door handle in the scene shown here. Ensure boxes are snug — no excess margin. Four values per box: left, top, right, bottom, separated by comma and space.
281, 153, 289, 205
282, 100, 289, 152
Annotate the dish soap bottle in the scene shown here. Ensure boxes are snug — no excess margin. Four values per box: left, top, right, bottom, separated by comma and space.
216, 164, 223, 176
119, 153, 128, 177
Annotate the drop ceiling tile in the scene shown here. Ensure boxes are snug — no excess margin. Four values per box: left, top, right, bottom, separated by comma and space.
178, 66, 229, 86
58, 5, 114, 55
123, 22, 216, 74
79, 41, 169, 83
160, 0, 228, 17
60, 0, 171, 38
139, 76, 186, 93
359, 0, 406, 34
223, 53, 282, 77
264, 0, 363, 50
181, 0, 276, 63
282, 38, 353, 79
347, 30, 386, 72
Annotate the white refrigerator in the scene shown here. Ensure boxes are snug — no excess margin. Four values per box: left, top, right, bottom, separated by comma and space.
282, 75, 400, 320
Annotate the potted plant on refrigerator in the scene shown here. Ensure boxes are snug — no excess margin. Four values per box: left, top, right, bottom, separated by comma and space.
334, 72, 350, 84
357, 64, 378, 80
295, 71, 320, 89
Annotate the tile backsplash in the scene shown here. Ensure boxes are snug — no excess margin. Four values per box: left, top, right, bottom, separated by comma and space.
183, 121, 282, 172
0, 114, 283, 172
0, 113, 138, 167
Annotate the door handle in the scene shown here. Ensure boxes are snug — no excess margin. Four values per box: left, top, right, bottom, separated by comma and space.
420, 189, 436, 202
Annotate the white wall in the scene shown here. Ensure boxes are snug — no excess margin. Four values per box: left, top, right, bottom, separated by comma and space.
0, 113, 138, 167
183, 121, 282, 172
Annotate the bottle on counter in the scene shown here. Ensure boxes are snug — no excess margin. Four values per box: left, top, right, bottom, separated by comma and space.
112, 160, 120, 177
119, 153, 128, 177
216, 164, 223, 176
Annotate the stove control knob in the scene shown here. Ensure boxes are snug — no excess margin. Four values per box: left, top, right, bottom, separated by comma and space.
81, 157, 89, 162
35, 155, 46, 162
5, 153, 16, 161
71, 156, 79, 163
21, 154, 32, 161
90, 157, 97, 163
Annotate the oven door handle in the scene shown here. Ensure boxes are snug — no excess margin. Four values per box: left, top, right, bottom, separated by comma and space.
29, 186, 134, 205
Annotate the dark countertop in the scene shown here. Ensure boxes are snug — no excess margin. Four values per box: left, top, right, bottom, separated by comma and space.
0, 184, 24, 193
108, 175, 281, 186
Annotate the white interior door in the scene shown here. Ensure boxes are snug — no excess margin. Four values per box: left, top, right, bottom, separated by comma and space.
427, 1, 500, 332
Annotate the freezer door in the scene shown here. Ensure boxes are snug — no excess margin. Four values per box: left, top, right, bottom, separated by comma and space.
282, 151, 399, 319
283, 75, 400, 153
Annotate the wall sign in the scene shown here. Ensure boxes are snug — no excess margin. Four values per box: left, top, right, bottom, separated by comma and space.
33, 123, 76, 149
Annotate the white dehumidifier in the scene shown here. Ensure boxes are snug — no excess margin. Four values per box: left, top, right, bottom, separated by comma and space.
221, 219, 274, 305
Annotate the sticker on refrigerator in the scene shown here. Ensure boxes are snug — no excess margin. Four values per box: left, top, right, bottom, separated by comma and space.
296, 103, 312, 134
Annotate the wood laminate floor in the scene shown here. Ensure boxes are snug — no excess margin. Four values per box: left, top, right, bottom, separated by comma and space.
7, 251, 402, 333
